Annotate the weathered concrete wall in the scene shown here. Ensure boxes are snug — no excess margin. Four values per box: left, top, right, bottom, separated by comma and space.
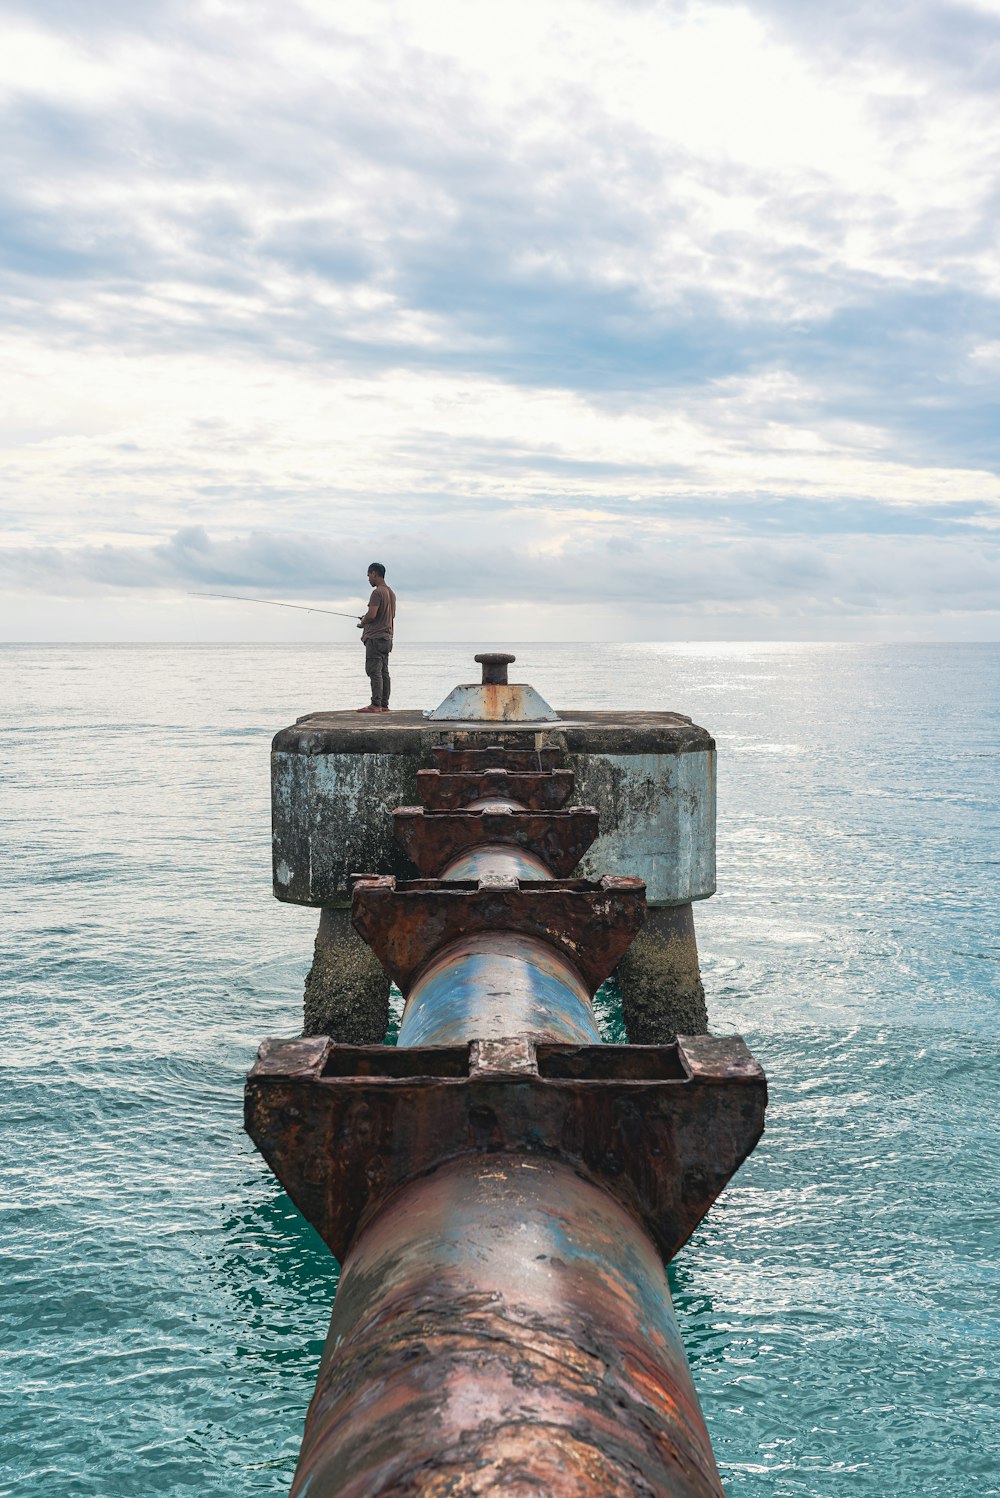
272, 708, 717, 1045
272, 749, 424, 904
568, 749, 715, 905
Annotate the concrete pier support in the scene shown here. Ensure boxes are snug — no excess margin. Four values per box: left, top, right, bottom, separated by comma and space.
302, 906, 390, 1044
618, 902, 708, 1042
272, 690, 717, 1043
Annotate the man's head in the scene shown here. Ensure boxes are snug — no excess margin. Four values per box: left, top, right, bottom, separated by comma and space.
368, 562, 386, 585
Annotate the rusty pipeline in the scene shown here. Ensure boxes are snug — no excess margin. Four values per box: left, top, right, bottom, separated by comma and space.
246, 1031, 765, 1267
359, 805, 631, 1040
286, 1153, 726, 1498
247, 713, 766, 1495
438, 844, 552, 879
398, 930, 600, 1043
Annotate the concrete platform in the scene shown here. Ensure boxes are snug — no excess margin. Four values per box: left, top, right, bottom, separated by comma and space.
274, 708, 713, 758
272, 709, 716, 908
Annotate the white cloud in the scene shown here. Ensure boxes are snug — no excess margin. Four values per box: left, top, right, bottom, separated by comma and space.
1, 0, 999, 638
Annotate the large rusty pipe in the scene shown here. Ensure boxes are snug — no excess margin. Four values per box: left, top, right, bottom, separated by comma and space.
290, 1152, 725, 1498
261, 699, 761, 1496
408, 795, 583, 1036
397, 930, 601, 1046
278, 727, 736, 1494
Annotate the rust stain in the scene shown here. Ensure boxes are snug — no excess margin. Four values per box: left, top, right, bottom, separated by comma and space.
245, 1030, 765, 1265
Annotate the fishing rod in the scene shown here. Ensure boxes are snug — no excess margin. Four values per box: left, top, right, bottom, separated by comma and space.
189, 592, 360, 619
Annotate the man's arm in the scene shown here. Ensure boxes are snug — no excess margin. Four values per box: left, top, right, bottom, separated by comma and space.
357, 588, 379, 628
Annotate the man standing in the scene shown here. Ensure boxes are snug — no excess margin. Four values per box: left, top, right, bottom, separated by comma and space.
356, 562, 396, 713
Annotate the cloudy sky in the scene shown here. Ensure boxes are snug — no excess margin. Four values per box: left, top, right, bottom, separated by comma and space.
2, 0, 999, 640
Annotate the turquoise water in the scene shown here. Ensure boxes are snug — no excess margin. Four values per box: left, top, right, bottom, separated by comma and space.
2, 642, 998, 1496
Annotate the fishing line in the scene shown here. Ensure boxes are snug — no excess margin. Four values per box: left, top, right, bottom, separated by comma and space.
189, 592, 359, 619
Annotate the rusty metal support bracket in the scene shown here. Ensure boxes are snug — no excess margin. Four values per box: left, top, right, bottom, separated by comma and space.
394, 804, 600, 878
417, 767, 575, 810
245, 1032, 766, 1266
431, 744, 562, 772
351, 873, 645, 995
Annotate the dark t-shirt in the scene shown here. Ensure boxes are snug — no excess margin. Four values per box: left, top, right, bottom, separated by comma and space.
362, 583, 396, 642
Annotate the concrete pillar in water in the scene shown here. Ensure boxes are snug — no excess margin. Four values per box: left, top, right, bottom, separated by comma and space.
618, 901, 708, 1041
271, 722, 422, 1043
271, 659, 716, 1042
302, 905, 389, 1042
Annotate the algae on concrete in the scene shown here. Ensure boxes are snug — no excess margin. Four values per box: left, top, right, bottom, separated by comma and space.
617, 904, 709, 1043
303, 906, 390, 1044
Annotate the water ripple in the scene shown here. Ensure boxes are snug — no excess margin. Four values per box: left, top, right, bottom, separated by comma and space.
2, 642, 997, 1497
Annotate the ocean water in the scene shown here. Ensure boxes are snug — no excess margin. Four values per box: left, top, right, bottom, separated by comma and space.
1, 640, 997, 1497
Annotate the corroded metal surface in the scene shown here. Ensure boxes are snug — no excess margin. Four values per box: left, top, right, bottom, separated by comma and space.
417, 766, 576, 810
287, 1154, 726, 1498
426, 681, 560, 723
351, 873, 646, 997
394, 804, 599, 878
461, 796, 529, 812
431, 743, 562, 772
244, 1031, 766, 1264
